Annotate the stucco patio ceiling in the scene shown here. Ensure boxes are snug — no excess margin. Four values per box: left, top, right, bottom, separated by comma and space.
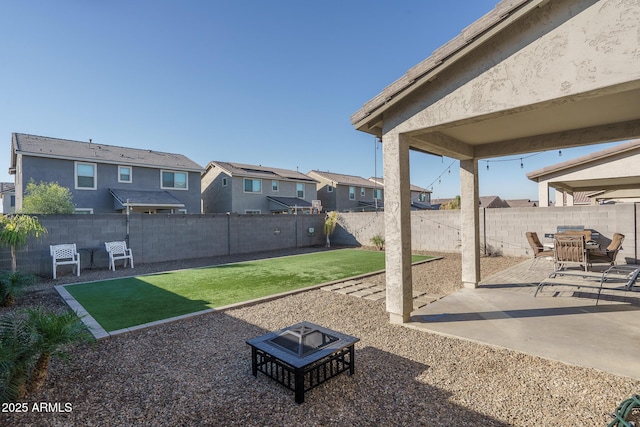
550, 176, 640, 193
403, 85, 640, 160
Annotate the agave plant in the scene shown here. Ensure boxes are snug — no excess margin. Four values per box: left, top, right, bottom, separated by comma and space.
0, 312, 35, 402
0, 271, 37, 307
25, 308, 93, 393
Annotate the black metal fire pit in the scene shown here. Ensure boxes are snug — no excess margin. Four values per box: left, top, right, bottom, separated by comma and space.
246, 321, 359, 404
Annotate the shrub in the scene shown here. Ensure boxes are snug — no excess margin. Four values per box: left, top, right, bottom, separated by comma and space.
370, 234, 385, 250
0, 271, 37, 307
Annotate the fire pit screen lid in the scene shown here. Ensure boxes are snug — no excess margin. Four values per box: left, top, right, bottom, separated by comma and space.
268, 325, 339, 358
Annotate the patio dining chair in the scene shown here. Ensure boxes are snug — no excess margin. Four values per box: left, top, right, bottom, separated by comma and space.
589, 232, 624, 267
525, 231, 554, 269
554, 235, 588, 272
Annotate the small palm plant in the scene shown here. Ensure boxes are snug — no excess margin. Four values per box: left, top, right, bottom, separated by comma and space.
0, 214, 47, 273
370, 234, 385, 251
0, 312, 34, 403
25, 308, 93, 393
323, 211, 339, 248
0, 271, 37, 306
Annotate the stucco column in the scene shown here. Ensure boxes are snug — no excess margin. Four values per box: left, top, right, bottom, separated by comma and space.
383, 133, 413, 324
460, 159, 480, 289
565, 192, 574, 206
538, 181, 550, 207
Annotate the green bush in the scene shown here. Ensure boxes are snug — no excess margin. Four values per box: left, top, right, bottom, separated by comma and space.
0, 271, 37, 306
370, 234, 385, 250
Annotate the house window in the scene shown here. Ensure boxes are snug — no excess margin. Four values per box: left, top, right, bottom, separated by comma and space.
75, 162, 97, 189
374, 189, 382, 199
74, 208, 93, 214
10, 195, 15, 207
349, 186, 355, 200
245, 209, 261, 214
222, 177, 228, 187
118, 166, 132, 183
360, 187, 365, 196
327, 185, 334, 192
419, 193, 427, 202
244, 179, 262, 193
272, 180, 279, 192
161, 170, 188, 190
296, 183, 304, 198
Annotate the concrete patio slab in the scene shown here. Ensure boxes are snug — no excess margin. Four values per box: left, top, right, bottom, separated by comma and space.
406, 261, 640, 380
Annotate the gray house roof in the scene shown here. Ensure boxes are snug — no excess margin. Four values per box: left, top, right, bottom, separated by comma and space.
308, 170, 379, 188
0, 183, 15, 194
207, 161, 317, 183
368, 177, 430, 193
11, 133, 203, 172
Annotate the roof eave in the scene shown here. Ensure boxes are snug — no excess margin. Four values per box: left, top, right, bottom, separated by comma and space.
350, 0, 542, 136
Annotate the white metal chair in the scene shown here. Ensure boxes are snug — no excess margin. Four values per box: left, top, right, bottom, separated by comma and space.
50, 244, 80, 279
104, 241, 134, 271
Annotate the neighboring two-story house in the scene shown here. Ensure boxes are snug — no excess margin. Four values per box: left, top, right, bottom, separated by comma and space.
368, 177, 431, 210
9, 133, 204, 214
202, 161, 319, 214
307, 170, 432, 212
0, 182, 15, 214
307, 170, 385, 212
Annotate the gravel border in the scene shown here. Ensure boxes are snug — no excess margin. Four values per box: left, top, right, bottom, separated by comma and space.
2, 248, 639, 426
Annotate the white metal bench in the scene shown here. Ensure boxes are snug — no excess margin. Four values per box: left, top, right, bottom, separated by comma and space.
104, 241, 134, 271
50, 244, 80, 279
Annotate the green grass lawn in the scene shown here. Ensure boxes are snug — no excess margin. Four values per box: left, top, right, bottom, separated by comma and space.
65, 249, 431, 332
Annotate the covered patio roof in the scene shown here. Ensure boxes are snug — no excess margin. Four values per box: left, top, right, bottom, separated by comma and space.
351, 0, 640, 324
526, 139, 640, 205
110, 189, 185, 212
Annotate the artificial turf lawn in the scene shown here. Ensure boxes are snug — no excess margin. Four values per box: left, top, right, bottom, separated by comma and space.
65, 249, 431, 332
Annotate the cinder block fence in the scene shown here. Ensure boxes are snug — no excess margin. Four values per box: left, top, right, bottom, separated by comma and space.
0, 213, 326, 276
2, 204, 638, 277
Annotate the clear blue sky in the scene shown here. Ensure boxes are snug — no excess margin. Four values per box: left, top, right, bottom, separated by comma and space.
0, 1, 624, 202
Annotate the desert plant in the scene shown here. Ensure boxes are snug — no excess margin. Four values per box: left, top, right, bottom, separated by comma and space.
25, 307, 93, 393
0, 271, 37, 306
370, 234, 385, 250
0, 214, 47, 273
0, 312, 35, 403
323, 211, 339, 248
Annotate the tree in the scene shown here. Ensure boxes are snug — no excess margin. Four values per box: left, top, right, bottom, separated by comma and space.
0, 215, 47, 272
25, 308, 93, 393
323, 211, 339, 248
21, 181, 75, 214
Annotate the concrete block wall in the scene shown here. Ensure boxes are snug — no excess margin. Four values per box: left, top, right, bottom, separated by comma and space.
333, 204, 639, 262
0, 213, 326, 276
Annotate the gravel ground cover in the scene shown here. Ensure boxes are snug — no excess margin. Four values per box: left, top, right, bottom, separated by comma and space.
2, 247, 638, 426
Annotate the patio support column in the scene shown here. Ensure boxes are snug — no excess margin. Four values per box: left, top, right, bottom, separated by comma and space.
566, 192, 574, 206
383, 132, 413, 324
538, 181, 550, 207
460, 158, 480, 289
